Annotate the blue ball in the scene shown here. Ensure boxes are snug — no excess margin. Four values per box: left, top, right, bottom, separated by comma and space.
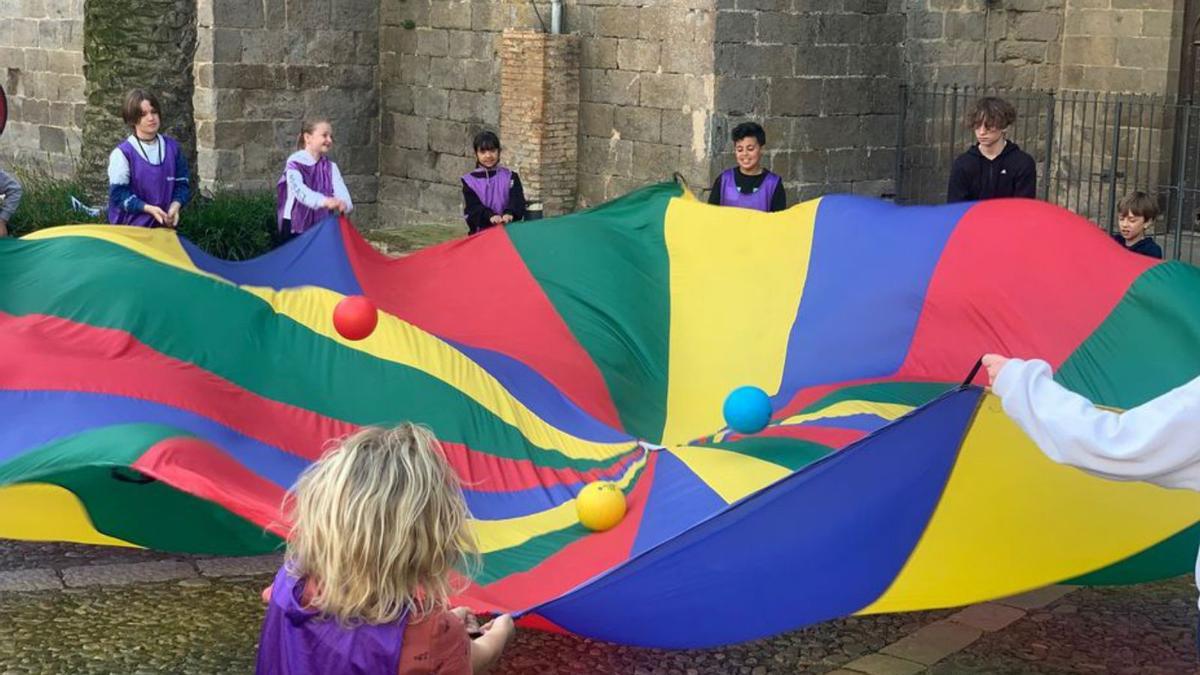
723, 386, 773, 434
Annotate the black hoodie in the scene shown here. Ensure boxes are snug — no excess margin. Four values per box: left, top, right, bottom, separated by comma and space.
947, 140, 1037, 203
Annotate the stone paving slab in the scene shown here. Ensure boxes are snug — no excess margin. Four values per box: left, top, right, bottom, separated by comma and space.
62, 561, 196, 588
948, 602, 1027, 632
841, 652, 926, 675
196, 554, 283, 578
996, 584, 1075, 610
0, 568, 61, 592
879, 620, 983, 666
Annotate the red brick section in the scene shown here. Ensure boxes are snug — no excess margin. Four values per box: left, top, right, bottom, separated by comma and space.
500, 30, 580, 217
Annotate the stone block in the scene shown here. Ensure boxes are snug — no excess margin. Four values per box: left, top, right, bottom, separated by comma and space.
39, 125, 66, 153
617, 38, 660, 72
879, 620, 983, 665
330, 0, 378, 30
429, 118, 470, 154
413, 86, 449, 117
906, 11, 944, 40
715, 10, 755, 44
392, 113, 430, 149
62, 561, 196, 587
417, 28, 449, 57
715, 77, 767, 116
1116, 37, 1170, 69
286, 0, 331, 29
582, 36, 618, 69
580, 102, 614, 137
756, 11, 813, 45
769, 77, 821, 116
1013, 10, 1062, 41
614, 106, 661, 143
841, 653, 925, 675
429, 0, 472, 30
581, 68, 640, 106
660, 109, 695, 147
640, 72, 688, 109
796, 45, 849, 77
214, 0, 264, 28
596, 6, 640, 38
997, 585, 1075, 610
0, 568, 62, 592
950, 602, 1027, 632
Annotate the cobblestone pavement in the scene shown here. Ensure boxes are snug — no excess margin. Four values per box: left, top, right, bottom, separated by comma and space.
0, 541, 1196, 674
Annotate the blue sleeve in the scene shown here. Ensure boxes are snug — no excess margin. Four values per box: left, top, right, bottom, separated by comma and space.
171, 151, 191, 207
109, 183, 146, 216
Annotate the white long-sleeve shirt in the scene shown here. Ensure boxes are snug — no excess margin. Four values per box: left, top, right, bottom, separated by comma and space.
993, 357, 1200, 603
281, 150, 353, 219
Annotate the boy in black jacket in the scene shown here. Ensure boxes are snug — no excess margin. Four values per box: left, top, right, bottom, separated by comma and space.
947, 97, 1037, 203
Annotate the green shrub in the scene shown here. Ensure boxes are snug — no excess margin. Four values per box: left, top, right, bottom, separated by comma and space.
178, 189, 275, 261
6, 167, 276, 260
6, 166, 104, 236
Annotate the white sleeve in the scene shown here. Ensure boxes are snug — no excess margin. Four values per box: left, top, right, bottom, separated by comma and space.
108, 148, 130, 186
331, 163, 353, 213
286, 168, 328, 210
993, 358, 1200, 489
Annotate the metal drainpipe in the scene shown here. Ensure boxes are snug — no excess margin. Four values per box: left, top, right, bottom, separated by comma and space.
551, 0, 563, 33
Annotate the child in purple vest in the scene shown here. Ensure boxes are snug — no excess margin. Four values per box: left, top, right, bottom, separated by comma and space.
107, 89, 191, 228
461, 131, 526, 235
275, 118, 353, 244
257, 424, 514, 675
707, 122, 787, 212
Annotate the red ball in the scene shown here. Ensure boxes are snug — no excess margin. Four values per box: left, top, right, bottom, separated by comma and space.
332, 295, 378, 341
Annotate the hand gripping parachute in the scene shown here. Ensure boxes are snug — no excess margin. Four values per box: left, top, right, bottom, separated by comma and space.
2, 182, 1199, 648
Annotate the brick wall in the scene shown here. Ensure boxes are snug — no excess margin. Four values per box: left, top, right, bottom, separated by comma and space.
0, 0, 86, 176
714, 2, 905, 201
194, 0, 380, 225
500, 31, 580, 216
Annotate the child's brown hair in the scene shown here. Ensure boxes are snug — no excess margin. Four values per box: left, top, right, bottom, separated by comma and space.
296, 118, 332, 150
1117, 191, 1160, 222
966, 97, 1017, 131
121, 89, 160, 128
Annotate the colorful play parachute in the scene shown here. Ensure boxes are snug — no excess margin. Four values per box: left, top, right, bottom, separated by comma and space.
3, 183, 1200, 648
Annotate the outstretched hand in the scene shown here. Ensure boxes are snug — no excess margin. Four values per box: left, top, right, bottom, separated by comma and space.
981, 353, 1010, 385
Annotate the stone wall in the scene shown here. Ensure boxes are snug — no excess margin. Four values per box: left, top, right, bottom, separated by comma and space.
0, 0, 86, 177
193, 0, 380, 225
714, 2, 905, 201
905, 0, 1184, 94
378, 0, 717, 226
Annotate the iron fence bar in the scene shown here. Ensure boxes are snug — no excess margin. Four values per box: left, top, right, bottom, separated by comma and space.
1173, 106, 1190, 260
1042, 90, 1055, 200
1106, 99, 1124, 235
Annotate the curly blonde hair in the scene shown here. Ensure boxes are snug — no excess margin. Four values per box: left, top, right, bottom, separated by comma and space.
283, 424, 479, 625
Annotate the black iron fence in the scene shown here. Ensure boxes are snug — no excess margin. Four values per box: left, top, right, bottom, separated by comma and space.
895, 84, 1200, 264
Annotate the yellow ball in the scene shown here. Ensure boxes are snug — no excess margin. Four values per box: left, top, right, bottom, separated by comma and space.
575, 481, 627, 532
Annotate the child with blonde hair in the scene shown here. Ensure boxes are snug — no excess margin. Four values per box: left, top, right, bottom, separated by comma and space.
257, 424, 514, 674
275, 117, 353, 244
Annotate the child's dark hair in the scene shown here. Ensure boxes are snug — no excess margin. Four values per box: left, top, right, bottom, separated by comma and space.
296, 118, 331, 150
966, 97, 1017, 130
473, 130, 501, 154
731, 122, 766, 146
1117, 191, 1160, 222
121, 89, 160, 128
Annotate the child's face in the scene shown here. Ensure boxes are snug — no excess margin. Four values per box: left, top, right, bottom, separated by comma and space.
1118, 211, 1150, 242
135, 100, 160, 139
305, 123, 334, 155
974, 122, 1004, 148
476, 147, 499, 169
734, 137, 763, 173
